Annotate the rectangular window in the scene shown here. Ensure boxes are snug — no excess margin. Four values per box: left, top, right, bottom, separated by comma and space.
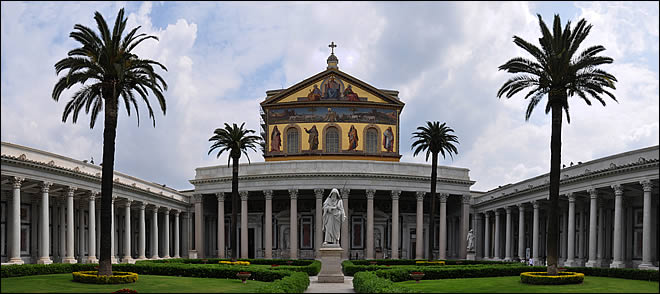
300, 215, 313, 249
351, 215, 364, 249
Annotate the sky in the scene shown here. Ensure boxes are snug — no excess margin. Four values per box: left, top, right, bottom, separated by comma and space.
1, 1, 658, 192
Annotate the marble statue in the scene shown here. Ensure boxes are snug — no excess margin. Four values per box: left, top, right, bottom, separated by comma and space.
323, 188, 346, 245
467, 228, 475, 252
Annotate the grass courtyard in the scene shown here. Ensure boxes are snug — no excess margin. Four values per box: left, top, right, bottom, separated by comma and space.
0, 273, 267, 293
397, 275, 660, 293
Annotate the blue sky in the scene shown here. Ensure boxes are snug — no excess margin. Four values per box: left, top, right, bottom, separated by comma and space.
2, 1, 658, 192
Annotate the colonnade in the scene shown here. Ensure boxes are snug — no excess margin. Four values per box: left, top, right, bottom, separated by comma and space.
193, 189, 471, 260
5, 176, 184, 264
480, 180, 656, 269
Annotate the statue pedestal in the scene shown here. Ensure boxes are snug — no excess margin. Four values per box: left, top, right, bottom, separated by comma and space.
318, 244, 344, 283
466, 250, 476, 261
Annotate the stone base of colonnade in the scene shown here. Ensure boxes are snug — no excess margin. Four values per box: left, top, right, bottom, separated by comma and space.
317, 245, 344, 283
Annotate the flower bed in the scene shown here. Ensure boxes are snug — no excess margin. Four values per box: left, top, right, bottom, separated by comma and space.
220, 260, 251, 265
520, 271, 584, 285
72, 271, 138, 284
415, 261, 445, 266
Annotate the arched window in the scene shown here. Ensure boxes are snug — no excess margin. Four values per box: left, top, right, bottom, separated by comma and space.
287, 128, 299, 154
366, 128, 378, 153
326, 127, 339, 153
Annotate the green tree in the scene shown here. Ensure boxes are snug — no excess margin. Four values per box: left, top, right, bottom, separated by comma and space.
52, 8, 168, 276
208, 122, 262, 261
411, 121, 459, 261
497, 14, 617, 275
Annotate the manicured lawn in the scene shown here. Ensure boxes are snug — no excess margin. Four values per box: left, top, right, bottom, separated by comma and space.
1, 273, 266, 293
398, 275, 659, 293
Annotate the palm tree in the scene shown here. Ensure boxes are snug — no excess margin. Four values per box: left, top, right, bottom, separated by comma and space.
208, 122, 262, 261
52, 8, 168, 276
411, 121, 459, 261
497, 14, 617, 275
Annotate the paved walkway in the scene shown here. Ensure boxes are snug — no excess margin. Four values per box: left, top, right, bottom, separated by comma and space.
305, 275, 355, 293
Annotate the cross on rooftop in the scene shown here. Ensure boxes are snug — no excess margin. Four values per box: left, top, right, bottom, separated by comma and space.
328, 42, 337, 54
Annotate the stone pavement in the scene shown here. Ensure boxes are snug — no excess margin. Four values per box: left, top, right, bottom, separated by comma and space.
305, 275, 355, 293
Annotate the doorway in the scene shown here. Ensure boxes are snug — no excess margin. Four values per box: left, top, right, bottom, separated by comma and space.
248, 228, 255, 259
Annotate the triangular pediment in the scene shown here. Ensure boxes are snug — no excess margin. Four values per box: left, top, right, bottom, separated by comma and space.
261, 69, 404, 107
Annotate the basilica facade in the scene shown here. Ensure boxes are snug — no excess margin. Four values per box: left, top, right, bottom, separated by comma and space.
1, 50, 658, 269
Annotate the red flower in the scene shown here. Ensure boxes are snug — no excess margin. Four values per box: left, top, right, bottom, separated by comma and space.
239, 271, 251, 274
411, 272, 423, 275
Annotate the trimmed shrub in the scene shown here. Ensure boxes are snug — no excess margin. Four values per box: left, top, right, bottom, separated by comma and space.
350, 259, 514, 266
353, 271, 418, 293
567, 266, 659, 282
520, 271, 584, 285
374, 265, 548, 282
342, 260, 536, 277
255, 271, 310, 293
1, 263, 97, 278
137, 258, 321, 276
72, 271, 139, 284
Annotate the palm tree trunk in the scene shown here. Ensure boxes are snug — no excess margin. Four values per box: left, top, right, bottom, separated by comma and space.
428, 152, 438, 261
99, 96, 119, 276
547, 102, 563, 275
230, 156, 239, 262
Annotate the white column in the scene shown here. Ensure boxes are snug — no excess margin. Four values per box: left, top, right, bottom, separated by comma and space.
240, 191, 249, 259
484, 212, 491, 259
366, 189, 375, 259
37, 182, 53, 264
264, 190, 273, 259
87, 192, 98, 263
610, 184, 625, 268
494, 209, 501, 260
565, 193, 576, 267
151, 206, 159, 259
122, 200, 133, 263
162, 207, 170, 258
217, 193, 225, 258
341, 188, 350, 259
438, 193, 448, 260
289, 189, 298, 259
173, 210, 180, 258
517, 204, 525, 261
586, 189, 599, 267
461, 195, 471, 259
95, 200, 100, 259
137, 203, 146, 260
193, 194, 203, 258
532, 201, 540, 265
314, 188, 323, 256
639, 180, 654, 269
62, 186, 77, 264
391, 190, 400, 259
504, 206, 512, 261
110, 197, 117, 264
182, 212, 190, 257
415, 191, 425, 259
9, 177, 24, 264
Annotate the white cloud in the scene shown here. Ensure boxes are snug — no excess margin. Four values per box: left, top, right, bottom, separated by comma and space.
1, 1, 658, 193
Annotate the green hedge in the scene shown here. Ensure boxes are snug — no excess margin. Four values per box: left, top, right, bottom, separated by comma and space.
373, 265, 549, 282
353, 271, 418, 293
255, 271, 310, 293
342, 260, 525, 276
350, 259, 514, 266
136, 258, 321, 276
567, 267, 659, 282
1, 263, 97, 278
138, 258, 313, 266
